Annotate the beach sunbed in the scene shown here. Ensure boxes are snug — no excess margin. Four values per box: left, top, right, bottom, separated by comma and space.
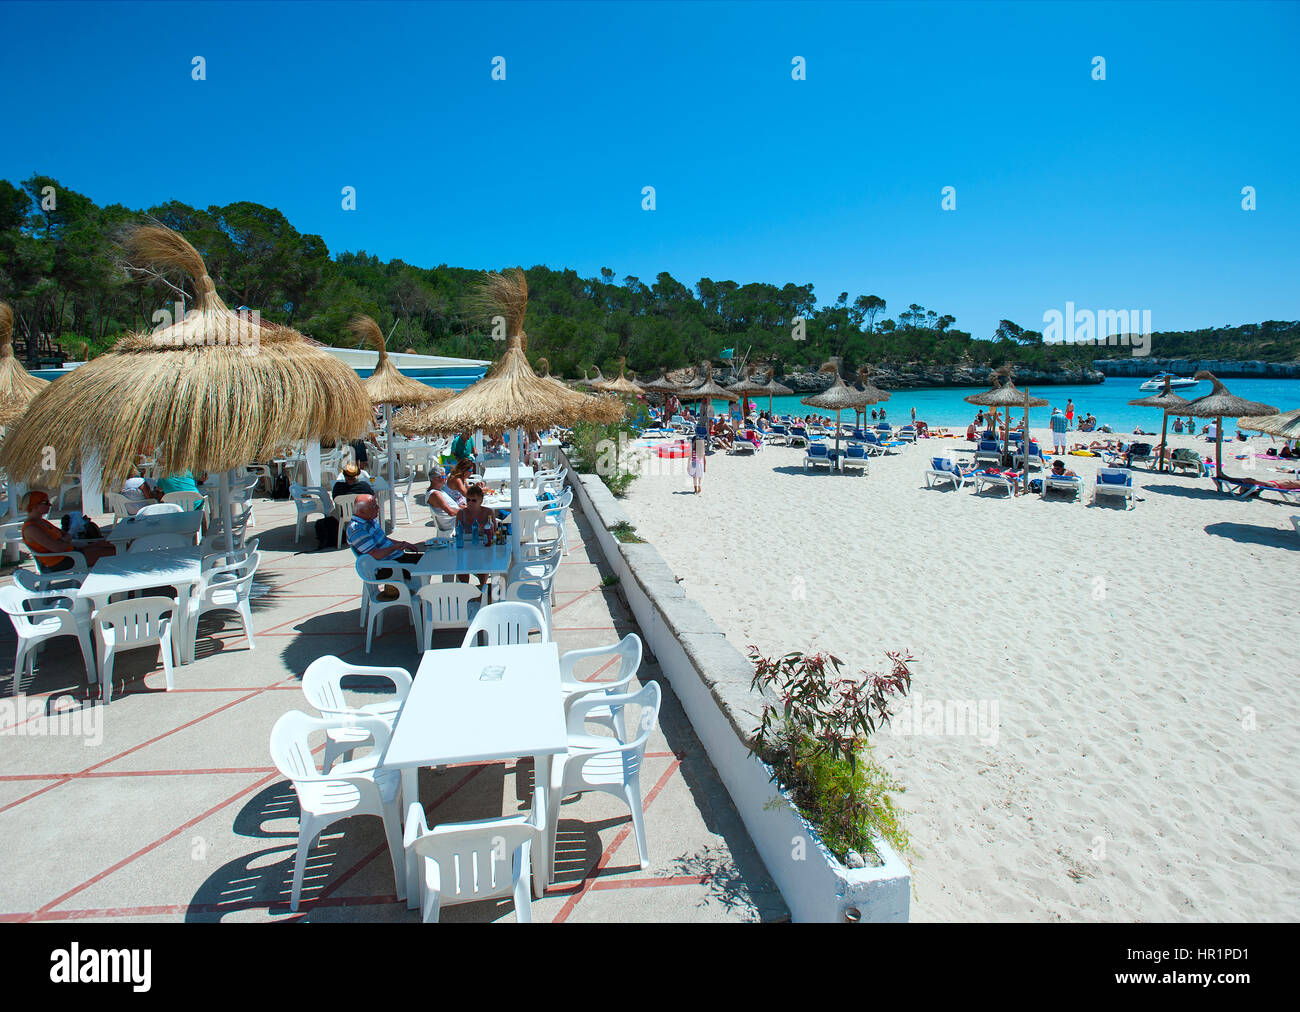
851, 438, 885, 457
1041, 473, 1082, 501
973, 471, 1019, 496
1093, 467, 1134, 508
803, 443, 835, 473
767, 424, 789, 446
787, 427, 810, 449
924, 456, 968, 490
1169, 448, 1204, 476
1211, 474, 1300, 503
973, 440, 1003, 468
840, 444, 869, 475
895, 425, 918, 443
1012, 442, 1047, 471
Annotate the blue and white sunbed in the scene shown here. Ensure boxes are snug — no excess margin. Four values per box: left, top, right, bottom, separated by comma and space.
1093, 467, 1134, 508
804, 443, 835, 473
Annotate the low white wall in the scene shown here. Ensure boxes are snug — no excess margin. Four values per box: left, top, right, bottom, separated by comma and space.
564, 453, 910, 923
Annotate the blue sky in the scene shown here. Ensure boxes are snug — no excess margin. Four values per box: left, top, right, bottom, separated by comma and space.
2, 0, 1297, 339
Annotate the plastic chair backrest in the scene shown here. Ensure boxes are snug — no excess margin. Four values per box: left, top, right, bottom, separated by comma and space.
106, 492, 132, 518
334, 493, 361, 524
407, 815, 538, 906
417, 583, 482, 629
460, 601, 545, 647
162, 490, 206, 511
94, 596, 174, 646
137, 502, 183, 517
808, 443, 827, 457
567, 680, 662, 745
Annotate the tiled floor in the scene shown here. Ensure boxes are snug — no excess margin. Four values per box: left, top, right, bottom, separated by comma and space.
0, 492, 785, 922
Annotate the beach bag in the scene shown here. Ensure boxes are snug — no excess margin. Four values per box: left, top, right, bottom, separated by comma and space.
315, 515, 344, 549
272, 473, 291, 500
1029, 479, 1043, 493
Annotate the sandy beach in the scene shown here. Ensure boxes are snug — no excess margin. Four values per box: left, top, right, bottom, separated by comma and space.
620, 426, 1300, 921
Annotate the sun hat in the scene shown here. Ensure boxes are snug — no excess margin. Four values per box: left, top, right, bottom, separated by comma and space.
343, 462, 360, 478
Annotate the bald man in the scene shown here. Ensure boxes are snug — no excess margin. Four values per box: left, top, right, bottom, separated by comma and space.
346, 495, 425, 564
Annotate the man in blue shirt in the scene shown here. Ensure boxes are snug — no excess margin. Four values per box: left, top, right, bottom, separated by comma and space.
347, 496, 425, 565
1049, 407, 1069, 456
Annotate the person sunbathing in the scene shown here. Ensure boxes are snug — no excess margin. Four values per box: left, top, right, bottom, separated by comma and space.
1049, 460, 1078, 479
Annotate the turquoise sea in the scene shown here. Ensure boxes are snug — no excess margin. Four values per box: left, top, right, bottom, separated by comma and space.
695, 377, 1300, 435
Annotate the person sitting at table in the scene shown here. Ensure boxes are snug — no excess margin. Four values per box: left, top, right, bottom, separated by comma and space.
425, 466, 463, 535
21, 490, 116, 570
450, 431, 476, 464
346, 496, 424, 566
446, 459, 474, 505
154, 469, 207, 510
331, 462, 374, 500
120, 471, 164, 515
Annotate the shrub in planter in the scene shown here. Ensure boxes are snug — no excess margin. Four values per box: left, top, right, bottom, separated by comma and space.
748, 646, 913, 865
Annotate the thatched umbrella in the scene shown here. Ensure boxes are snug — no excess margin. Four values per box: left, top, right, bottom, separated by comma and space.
964, 370, 1047, 491
0, 226, 371, 549
398, 269, 614, 557
676, 362, 738, 427
352, 315, 449, 530
1127, 376, 1191, 473
1237, 407, 1300, 441
1181, 371, 1277, 475
0, 300, 50, 428
851, 365, 891, 430
800, 363, 863, 463
594, 359, 642, 397
578, 365, 607, 389
726, 365, 770, 421
757, 369, 794, 417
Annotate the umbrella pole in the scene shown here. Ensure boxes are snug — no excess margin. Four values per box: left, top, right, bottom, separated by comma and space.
835, 409, 842, 470
1023, 389, 1030, 495
509, 427, 521, 564
1215, 416, 1223, 475
384, 404, 396, 533
219, 469, 233, 553
1159, 412, 1170, 473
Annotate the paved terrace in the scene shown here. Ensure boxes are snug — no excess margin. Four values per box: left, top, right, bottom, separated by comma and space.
0, 493, 785, 922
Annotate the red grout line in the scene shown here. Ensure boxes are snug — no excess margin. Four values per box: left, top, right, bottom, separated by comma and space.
0, 766, 275, 782
589, 874, 711, 891
7, 892, 402, 922
257, 596, 362, 636
551, 759, 681, 924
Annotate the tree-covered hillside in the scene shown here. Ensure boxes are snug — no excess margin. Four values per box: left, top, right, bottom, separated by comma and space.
1, 174, 1296, 376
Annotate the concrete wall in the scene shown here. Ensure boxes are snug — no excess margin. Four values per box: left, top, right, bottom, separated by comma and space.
564, 454, 910, 923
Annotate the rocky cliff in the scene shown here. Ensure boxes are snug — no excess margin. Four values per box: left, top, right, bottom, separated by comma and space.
1093, 358, 1300, 379
772, 363, 1104, 393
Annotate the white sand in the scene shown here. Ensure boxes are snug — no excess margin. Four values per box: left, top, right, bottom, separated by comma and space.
619, 427, 1300, 921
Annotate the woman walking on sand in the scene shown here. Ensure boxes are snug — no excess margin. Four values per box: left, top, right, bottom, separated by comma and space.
689, 401, 711, 494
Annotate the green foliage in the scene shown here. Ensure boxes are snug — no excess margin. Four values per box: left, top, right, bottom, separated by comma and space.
608, 521, 644, 543
2, 173, 1296, 372
749, 646, 914, 865
600, 574, 621, 587
568, 419, 638, 497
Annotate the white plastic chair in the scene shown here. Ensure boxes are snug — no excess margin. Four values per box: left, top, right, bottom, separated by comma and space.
93, 596, 176, 702
356, 554, 419, 653
416, 583, 483, 651
460, 601, 546, 647
136, 501, 183, 517
402, 801, 544, 923
290, 483, 333, 543
269, 710, 406, 911
162, 489, 207, 522
301, 656, 412, 772
58, 474, 82, 511
200, 511, 250, 552
187, 550, 259, 657
558, 634, 643, 739
333, 494, 361, 549
127, 531, 194, 553
546, 681, 662, 882
105, 492, 133, 521
0, 586, 96, 695
389, 472, 415, 524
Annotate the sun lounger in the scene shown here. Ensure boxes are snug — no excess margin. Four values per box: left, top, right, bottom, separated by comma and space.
840, 444, 869, 475
851, 438, 885, 457
804, 443, 835, 473
767, 424, 789, 446
973, 470, 1020, 496
787, 427, 810, 450
973, 440, 1003, 468
925, 456, 968, 490
1169, 448, 1204, 476
1094, 467, 1134, 508
1012, 442, 1047, 471
1211, 474, 1300, 503
1041, 473, 1082, 501
895, 426, 918, 443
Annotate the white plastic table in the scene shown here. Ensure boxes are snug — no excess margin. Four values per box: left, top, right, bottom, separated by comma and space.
409, 541, 512, 591
104, 511, 204, 545
482, 489, 540, 511
77, 547, 204, 664
385, 641, 566, 882
483, 464, 533, 486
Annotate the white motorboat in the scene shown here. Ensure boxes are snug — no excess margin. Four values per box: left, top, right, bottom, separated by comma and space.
1140, 372, 1201, 392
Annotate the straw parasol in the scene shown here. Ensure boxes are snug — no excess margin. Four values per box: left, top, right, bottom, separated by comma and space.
0, 300, 50, 428
726, 365, 771, 421
352, 315, 448, 530
1128, 376, 1191, 473
851, 365, 891, 430
676, 361, 738, 425
594, 359, 642, 396
757, 368, 794, 417
963, 369, 1048, 492
398, 269, 616, 556
1237, 407, 1300, 441
800, 363, 863, 462
1180, 371, 1277, 475
0, 226, 372, 549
